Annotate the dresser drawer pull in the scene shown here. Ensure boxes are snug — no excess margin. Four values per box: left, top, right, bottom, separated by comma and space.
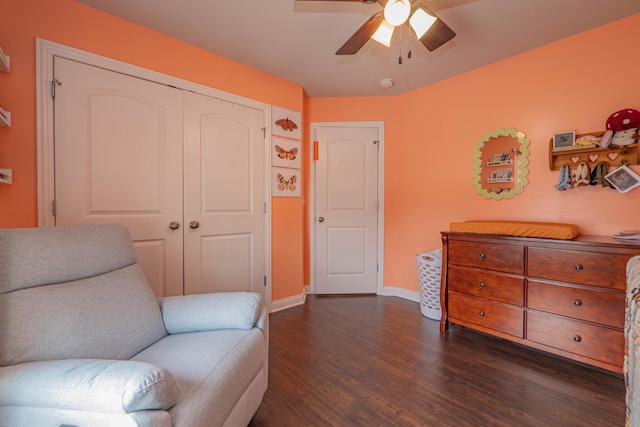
479, 282, 485, 288
479, 253, 486, 260
479, 311, 485, 317
574, 300, 583, 307
574, 264, 583, 271
573, 335, 582, 343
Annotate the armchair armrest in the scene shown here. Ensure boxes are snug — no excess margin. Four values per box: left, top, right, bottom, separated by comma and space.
0, 359, 179, 413
158, 291, 263, 334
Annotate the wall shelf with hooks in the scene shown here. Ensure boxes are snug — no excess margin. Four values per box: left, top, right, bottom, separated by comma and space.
0, 46, 11, 128
0, 47, 9, 72
548, 131, 638, 171
0, 107, 11, 128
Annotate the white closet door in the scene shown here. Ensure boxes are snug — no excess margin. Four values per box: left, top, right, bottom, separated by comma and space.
314, 125, 379, 294
53, 57, 184, 297
182, 91, 266, 300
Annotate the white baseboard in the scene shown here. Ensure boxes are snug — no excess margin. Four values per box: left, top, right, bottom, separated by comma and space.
272, 286, 420, 313
271, 290, 307, 313
380, 286, 421, 303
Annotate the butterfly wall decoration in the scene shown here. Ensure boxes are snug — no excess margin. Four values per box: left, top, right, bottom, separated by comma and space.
272, 167, 300, 198
271, 137, 301, 169
272, 106, 301, 139
275, 118, 298, 132
277, 173, 297, 191
275, 144, 298, 160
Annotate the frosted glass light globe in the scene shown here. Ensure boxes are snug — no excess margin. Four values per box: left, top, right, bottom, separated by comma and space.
384, 0, 411, 27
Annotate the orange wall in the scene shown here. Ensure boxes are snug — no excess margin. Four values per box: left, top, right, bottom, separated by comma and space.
0, 0, 304, 302
307, 14, 640, 293
3, 2, 639, 300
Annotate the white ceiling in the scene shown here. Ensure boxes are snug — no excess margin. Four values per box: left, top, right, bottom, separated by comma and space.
74, 0, 640, 98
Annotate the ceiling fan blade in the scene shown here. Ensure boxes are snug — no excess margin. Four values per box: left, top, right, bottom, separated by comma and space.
419, 17, 456, 51
336, 12, 384, 55
296, 0, 377, 2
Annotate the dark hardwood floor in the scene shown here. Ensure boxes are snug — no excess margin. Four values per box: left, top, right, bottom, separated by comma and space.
249, 295, 625, 427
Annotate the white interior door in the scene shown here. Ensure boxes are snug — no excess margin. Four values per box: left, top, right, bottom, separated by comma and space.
53, 57, 184, 297
182, 91, 266, 300
314, 125, 379, 294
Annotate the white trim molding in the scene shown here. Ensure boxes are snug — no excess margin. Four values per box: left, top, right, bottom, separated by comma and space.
271, 291, 307, 313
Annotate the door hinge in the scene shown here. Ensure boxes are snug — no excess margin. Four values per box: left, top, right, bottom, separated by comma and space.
264, 202, 267, 214
264, 276, 267, 287
261, 127, 266, 139
51, 78, 62, 98
52, 199, 57, 217
377, 262, 379, 272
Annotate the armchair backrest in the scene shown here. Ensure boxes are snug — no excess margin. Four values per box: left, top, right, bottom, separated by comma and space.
0, 224, 167, 367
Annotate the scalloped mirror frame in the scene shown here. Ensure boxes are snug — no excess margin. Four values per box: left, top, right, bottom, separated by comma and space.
473, 128, 530, 200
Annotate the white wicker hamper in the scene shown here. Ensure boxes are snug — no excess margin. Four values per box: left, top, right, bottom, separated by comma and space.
416, 249, 442, 320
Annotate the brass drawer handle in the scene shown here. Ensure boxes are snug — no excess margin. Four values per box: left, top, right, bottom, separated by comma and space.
479, 282, 486, 288
573, 335, 582, 343
574, 300, 582, 307
479, 253, 486, 260
574, 264, 583, 271
479, 311, 485, 317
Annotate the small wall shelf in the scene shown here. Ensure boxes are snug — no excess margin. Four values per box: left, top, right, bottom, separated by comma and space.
0, 47, 9, 72
0, 46, 11, 127
0, 168, 12, 184
548, 131, 638, 171
0, 107, 11, 128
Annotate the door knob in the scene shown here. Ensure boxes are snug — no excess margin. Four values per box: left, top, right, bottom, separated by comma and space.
189, 221, 200, 229
168, 221, 180, 230
318, 217, 325, 223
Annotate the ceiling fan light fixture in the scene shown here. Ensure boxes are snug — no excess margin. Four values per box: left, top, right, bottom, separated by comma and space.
409, 8, 437, 39
383, 0, 411, 27
371, 20, 394, 47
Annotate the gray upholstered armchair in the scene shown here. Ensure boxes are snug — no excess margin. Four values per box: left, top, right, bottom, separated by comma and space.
0, 224, 268, 427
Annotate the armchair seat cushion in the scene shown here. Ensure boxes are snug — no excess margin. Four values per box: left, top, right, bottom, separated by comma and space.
0, 359, 180, 413
131, 328, 266, 427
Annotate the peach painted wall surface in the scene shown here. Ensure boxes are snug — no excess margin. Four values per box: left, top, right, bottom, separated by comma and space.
0, 0, 304, 302
307, 14, 640, 293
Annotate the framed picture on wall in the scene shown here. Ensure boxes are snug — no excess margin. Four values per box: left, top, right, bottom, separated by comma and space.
272, 136, 301, 169
272, 167, 301, 198
605, 165, 640, 193
552, 131, 576, 151
272, 106, 301, 139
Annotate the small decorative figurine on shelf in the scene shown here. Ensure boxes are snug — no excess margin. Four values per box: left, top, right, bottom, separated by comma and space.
573, 162, 591, 187
606, 108, 640, 146
555, 164, 572, 191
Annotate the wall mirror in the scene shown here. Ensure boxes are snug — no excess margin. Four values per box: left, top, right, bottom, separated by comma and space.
473, 128, 530, 200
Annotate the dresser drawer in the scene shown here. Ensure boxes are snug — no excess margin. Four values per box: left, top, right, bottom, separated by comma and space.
449, 292, 524, 338
448, 266, 524, 306
527, 280, 624, 329
527, 247, 630, 290
527, 311, 623, 367
448, 240, 524, 274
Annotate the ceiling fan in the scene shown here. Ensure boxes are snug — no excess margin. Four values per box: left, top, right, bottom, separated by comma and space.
297, 0, 456, 55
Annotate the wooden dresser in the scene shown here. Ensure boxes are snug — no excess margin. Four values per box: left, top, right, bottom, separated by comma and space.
440, 232, 640, 373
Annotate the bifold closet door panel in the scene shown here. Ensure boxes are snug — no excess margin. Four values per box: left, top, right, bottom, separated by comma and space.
53, 57, 184, 297
182, 91, 266, 299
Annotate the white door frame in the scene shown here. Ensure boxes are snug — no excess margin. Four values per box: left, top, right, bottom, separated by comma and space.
308, 122, 385, 295
35, 38, 272, 309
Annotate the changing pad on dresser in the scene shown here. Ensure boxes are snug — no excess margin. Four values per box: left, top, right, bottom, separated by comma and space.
449, 220, 580, 240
